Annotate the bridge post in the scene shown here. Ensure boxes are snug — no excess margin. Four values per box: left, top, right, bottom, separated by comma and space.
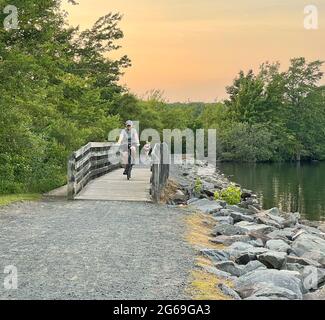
67, 153, 76, 200
151, 143, 170, 203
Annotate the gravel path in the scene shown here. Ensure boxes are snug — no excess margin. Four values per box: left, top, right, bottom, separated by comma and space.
0, 199, 194, 300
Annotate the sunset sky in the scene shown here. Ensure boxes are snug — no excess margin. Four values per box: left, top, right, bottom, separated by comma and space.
62, 0, 325, 102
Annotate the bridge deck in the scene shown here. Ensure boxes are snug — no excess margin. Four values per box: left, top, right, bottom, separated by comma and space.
74, 167, 152, 202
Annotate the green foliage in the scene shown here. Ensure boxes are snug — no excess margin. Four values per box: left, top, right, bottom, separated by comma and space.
0, 1, 128, 194
0, 194, 41, 207
194, 178, 203, 194
217, 185, 242, 205
213, 191, 220, 201
200, 58, 325, 162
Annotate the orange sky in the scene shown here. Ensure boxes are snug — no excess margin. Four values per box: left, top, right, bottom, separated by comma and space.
62, 0, 325, 102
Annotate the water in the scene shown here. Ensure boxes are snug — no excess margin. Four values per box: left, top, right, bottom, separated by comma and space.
218, 161, 325, 221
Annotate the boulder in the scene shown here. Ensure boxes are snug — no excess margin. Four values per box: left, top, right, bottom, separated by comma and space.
291, 233, 325, 265
189, 199, 223, 214
318, 224, 325, 233
239, 282, 300, 300
200, 249, 230, 262
304, 285, 325, 300
247, 205, 260, 214
281, 212, 300, 228
230, 212, 255, 223
265, 207, 281, 216
215, 261, 243, 277
226, 205, 254, 215
266, 239, 292, 253
172, 190, 187, 204
256, 212, 285, 229
241, 260, 267, 274
198, 265, 236, 281
234, 269, 303, 300
217, 283, 242, 300
284, 263, 305, 273
212, 209, 233, 217
235, 221, 274, 234
234, 247, 269, 265
211, 224, 246, 237
297, 224, 325, 239
248, 239, 265, 247
266, 228, 296, 242
210, 235, 251, 246
187, 198, 199, 205
213, 216, 234, 225
257, 251, 287, 269
286, 255, 322, 268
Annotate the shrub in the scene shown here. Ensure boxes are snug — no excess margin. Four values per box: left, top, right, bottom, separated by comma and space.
194, 178, 203, 193
216, 185, 241, 205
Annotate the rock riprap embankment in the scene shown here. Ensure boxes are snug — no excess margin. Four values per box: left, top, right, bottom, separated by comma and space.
169, 160, 325, 300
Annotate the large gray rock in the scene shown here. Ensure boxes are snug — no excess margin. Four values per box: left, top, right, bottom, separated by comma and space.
257, 251, 287, 269
234, 269, 303, 300
213, 216, 234, 225
190, 199, 223, 214
235, 221, 274, 234
304, 285, 325, 300
241, 260, 267, 275
240, 282, 300, 300
215, 261, 243, 277
266, 228, 296, 242
172, 190, 187, 203
282, 212, 300, 228
256, 212, 285, 229
265, 208, 281, 216
217, 283, 242, 300
286, 255, 322, 268
234, 247, 269, 264
248, 239, 265, 247
210, 235, 251, 246
215, 251, 267, 277
291, 233, 325, 265
266, 239, 292, 253
226, 205, 254, 215
230, 212, 255, 223
228, 241, 255, 251
297, 224, 325, 239
211, 224, 246, 236
212, 209, 233, 217
200, 249, 230, 262
198, 265, 236, 281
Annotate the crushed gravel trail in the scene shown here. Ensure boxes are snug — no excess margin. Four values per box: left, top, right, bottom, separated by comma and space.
0, 199, 194, 300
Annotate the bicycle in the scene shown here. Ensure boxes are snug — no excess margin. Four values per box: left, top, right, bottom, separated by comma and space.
125, 142, 133, 180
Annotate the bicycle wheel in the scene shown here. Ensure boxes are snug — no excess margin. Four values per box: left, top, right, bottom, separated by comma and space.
127, 149, 132, 180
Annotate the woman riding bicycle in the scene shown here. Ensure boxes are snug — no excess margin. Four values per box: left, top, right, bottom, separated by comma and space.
117, 120, 140, 175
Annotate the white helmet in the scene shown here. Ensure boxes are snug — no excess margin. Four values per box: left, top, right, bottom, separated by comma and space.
125, 120, 133, 126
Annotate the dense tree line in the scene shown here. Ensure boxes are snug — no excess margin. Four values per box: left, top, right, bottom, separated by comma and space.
0, 1, 324, 194
198, 59, 325, 162
0, 0, 128, 193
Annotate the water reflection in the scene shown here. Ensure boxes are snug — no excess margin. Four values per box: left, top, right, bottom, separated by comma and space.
218, 162, 325, 221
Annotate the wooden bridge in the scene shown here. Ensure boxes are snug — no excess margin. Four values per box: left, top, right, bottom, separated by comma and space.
66, 142, 170, 203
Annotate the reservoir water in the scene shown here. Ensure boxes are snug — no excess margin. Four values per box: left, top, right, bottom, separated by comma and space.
218, 161, 325, 221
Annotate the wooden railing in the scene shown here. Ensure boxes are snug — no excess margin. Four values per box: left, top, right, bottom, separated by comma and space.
67, 142, 120, 200
150, 142, 170, 202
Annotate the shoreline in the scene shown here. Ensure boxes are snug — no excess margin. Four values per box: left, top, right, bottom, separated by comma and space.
169, 160, 325, 300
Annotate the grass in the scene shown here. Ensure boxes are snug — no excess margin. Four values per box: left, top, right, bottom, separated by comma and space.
0, 194, 41, 207
184, 211, 234, 300
184, 212, 225, 250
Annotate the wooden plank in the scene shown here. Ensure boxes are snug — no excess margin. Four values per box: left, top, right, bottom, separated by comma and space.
74, 168, 152, 202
